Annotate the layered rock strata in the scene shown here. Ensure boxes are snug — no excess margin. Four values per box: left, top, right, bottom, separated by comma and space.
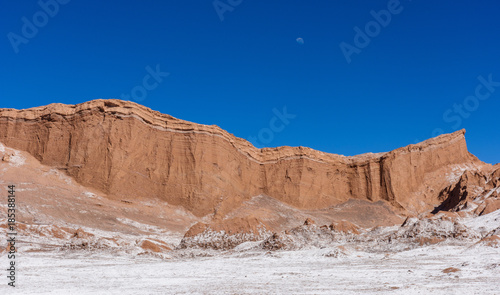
0, 99, 486, 217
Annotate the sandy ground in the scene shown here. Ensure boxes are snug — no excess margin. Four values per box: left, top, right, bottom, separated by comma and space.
1, 243, 499, 295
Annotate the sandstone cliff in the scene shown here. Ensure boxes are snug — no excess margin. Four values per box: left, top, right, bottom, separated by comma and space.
0, 99, 487, 217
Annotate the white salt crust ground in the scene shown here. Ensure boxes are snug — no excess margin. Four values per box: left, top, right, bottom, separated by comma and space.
0, 209, 498, 294
0, 208, 498, 294
1, 243, 499, 295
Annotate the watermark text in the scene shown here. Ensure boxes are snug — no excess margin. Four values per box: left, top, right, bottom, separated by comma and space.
6, 184, 17, 287
7, 0, 71, 54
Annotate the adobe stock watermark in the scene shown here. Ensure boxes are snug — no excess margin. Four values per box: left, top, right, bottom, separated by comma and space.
248, 107, 296, 148
339, 0, 405, 64
6, 184, 17, 287
213, 0, 242, 21
120, 64, 169, 102
430, 74, 499, 137
7, 0, 71, 54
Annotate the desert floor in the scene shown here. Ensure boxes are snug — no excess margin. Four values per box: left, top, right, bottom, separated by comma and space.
1, 243, 499, 295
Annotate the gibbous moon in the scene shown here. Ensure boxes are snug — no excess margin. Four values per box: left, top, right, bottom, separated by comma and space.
296, 37, 304, 45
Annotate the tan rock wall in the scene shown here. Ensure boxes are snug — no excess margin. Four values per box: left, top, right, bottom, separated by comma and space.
0, 99, 481, 217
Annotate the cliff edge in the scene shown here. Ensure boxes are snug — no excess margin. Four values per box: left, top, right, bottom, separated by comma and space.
0, 99, 486, 217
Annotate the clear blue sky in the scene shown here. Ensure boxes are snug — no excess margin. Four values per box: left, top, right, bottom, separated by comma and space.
1, 1, 499, 164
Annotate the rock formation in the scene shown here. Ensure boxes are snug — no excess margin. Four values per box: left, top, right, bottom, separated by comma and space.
0, 99, 491, 219
178, 216, 271, 249
433, 166, 500, 214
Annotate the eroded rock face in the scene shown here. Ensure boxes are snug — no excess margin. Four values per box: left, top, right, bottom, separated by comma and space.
433, 166, 500, 214
433, 170, 490, 213
0, 99, 486, 217
178, 216, 271, 249
390, 216, 479, 241
262, 219, 360, 251
138, 239, 171, 253
329, 220, 360, 235
476, 198, 500, 216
